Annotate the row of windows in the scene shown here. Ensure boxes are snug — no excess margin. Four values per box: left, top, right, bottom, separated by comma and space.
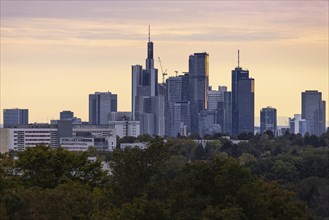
14, 131, 53, 133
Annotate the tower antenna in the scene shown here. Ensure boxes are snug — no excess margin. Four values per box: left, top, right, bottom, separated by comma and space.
148, 25, 150, 42
238, 49, 240, 67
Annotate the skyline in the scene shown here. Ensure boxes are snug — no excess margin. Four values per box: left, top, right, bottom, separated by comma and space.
1, 1, 328, 126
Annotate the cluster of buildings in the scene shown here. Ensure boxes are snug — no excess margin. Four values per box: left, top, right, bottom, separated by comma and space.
0, 29, 327, 153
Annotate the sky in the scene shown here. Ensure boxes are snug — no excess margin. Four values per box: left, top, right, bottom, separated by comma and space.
1, 1, 328, 126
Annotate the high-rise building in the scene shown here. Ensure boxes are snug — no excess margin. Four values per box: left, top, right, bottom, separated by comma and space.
131, 27, 163, 136
302, 90, 326, 136
231, 51, 254, 136
165, 74, 190, 136
289, 114, 307, 135
173, 102, 190, 136
208, 86, 226, 111
89, 92, 117, 125
188, 52, 209, 134
60, 111, 74, 120
260, 107, 277, 133
3, 108, 29, 128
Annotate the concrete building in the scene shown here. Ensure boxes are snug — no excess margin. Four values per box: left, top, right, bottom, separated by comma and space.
73, 124, 116, 151
231, 51, 254, 136
89, 92, 117, 125
4, 124, 58, 151
260, 107, 277, 133
109, 121, 140, 138
302, 90, 326, 136
3, 108, 28, 128
0, 129, 10, 153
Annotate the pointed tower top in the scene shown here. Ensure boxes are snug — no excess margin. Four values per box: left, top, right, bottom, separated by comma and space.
148, 25, 150, 42
238, 49, 240, 68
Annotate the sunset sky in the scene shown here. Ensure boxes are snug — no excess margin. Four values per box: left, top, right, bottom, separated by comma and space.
1, 1, 328, 126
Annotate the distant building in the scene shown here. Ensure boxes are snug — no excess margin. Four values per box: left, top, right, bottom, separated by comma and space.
173, 102, 191, 136
198, 110, 220, 137
89, 92, 117, 125
60, 111, 74, 120
165, 74, 190, 136
231, 51, 254, 136
208, 86, 226, 111
260, 107, 277, 133
108, 111, 140, 138
188, 52, 209, 134
1, 123, 116, 152
289, 114, 307, 135
302, 90, 326, 136
3, 108, 28, 128
131, 27, 163, 136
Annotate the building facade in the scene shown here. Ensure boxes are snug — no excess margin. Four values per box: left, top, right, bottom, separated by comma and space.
89, 92, 117, 125
231, 54, 254, 136
302, 90, 326, 136
260, 107, 277, 133
188, 52, 209, 134
3, 108, 29, 128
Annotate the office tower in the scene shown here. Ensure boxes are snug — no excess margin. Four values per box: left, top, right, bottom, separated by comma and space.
188, 52, 209, 134
289, 114, 307, 135
173, 102, 190, 136
208, 86, 227, 111
60, 111, 74, 120
131, 27, 164, 136
260, 107, 277, 133
231, 50, 254, 136
89, 92, 117, 125
302, 90, 326, 136
165, 74, 190, 136
198, 110, 220, 137
223, 91, 232, 134
3, 108, 28, 128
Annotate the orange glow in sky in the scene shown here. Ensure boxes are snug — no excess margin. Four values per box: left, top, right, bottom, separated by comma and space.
1, 1, 328, 126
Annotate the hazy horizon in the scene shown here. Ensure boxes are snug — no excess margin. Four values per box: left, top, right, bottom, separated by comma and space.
1, 1, 328, 126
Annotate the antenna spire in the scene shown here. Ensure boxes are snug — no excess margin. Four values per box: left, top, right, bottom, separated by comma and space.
238, 49, 240, 67
148, 25, 150, 42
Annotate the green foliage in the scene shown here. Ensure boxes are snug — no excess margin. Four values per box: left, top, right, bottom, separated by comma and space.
15, 144, 107, 188
1, 133, 326, 219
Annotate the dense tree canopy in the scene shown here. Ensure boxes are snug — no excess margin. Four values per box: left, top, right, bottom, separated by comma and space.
1, 131, 328, 219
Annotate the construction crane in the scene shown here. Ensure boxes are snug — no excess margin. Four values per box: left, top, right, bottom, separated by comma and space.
158, 57, 167, 84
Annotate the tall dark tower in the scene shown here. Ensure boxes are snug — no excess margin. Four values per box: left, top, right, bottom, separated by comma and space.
231, 50, 254, 136
188, 52, 209, 134
146, 25, 154, 71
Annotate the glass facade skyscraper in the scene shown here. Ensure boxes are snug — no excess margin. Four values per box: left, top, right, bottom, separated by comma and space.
89, 92, 117, 125
231, 65, 255, 136
302, 90, 326, 136
260, 107, 277, 133
188, 52, 209, 134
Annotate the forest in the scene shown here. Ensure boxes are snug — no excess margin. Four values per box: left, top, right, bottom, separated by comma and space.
0, 131, 328, 219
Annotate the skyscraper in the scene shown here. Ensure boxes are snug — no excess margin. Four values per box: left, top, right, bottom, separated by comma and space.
131, 26, 163, 136
188, 52, 209, 134
3, 108, 29, 128
289, 114, 307, 135
231, 50, 254, 136
165, 74, 190, 136
301, 90, 326, 136
89, 92, 117, 125
260, 107, 277, 133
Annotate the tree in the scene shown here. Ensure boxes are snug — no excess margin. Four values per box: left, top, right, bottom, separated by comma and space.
15, 145, 106, 188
